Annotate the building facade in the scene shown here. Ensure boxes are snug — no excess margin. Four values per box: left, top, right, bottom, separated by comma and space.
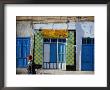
16, 16, 94, 71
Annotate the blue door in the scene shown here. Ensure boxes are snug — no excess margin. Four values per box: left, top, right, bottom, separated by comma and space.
50, 43, 57, 63
43, 38, 66, 69
50, 43, 57, 69
16, 37, 30, 68
81, 38, 94, 71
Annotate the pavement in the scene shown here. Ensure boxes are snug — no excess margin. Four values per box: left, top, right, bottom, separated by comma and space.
16, 68, 94, 75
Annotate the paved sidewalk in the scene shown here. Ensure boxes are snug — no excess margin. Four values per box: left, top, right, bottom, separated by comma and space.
36, 69, 94, 74
16, 68, 28, 74
16, 68, 94, 75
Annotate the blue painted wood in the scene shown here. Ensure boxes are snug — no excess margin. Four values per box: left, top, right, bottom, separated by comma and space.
50, 43, 57, 63
58, 44, 65, 63
16, 39, 22, 58
81, 44, 94, 71
16, 37, 30, 68
58, 44, 62, 63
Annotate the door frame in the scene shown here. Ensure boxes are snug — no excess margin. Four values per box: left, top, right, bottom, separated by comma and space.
43, 38, 66, 69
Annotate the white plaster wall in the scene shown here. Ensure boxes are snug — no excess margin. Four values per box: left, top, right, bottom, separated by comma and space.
80, 22, 94, 38
16, 21, 33, 37
76, 22, 84, 71
33, 22, 76, 30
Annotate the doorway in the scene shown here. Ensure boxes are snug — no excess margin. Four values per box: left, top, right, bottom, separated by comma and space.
43, 38, 66, 70
81, 38, 94, 71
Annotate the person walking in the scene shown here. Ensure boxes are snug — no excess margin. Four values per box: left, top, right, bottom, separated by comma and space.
27, 55, 33, 74
27, 55, 36, 74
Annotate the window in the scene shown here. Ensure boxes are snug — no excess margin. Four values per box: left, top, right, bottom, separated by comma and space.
43, 38, 50, 42
58, 39, 66, 43
82, 38, 94, 44
51, 39, 57, 42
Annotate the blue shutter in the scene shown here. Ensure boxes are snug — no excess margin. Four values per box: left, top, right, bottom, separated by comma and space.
58, 43, 65, 63
16, 37, 30, 68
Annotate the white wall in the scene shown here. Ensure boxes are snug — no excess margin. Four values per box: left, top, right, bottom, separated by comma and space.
33, 22, 76, 30
16, 21, 33, 37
